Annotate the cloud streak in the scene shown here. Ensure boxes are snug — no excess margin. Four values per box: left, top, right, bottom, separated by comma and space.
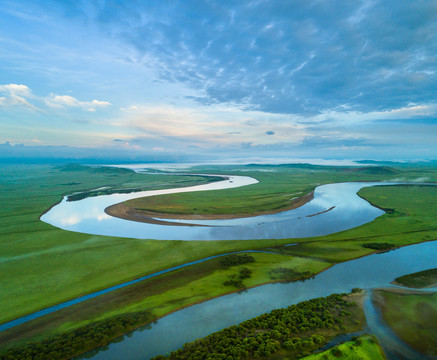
0, 84, 40, 110
45, 95, 111, 111
54, 0, 437, 115
0, 83, 111, 112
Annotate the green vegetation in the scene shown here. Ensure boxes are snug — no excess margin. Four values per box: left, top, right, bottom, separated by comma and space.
373, 289, 437, 357
124, 163, 437, 217
223, 267, 253, 288
151, 293, 365, 360
0, 164, 317, 325
59, 164, 224, 201
0, 252, 328, 351
269, 267, 314, 282
361, 243, 396, 251
301, 334, 385, 360
393, 268, 437, 288
0, 310, 153, 360
125, 164, 411, 217
220, 254, 256, 267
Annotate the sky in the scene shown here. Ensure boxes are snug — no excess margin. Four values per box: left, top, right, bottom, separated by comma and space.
0, 0, 436, 163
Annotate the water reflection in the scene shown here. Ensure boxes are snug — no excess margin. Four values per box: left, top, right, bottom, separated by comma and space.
42, 180, 388, 241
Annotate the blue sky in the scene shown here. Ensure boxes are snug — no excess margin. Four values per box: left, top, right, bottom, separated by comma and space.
1, 0, 436, 162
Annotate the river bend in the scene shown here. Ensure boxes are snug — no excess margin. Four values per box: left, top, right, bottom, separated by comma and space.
41, 177, 391, 241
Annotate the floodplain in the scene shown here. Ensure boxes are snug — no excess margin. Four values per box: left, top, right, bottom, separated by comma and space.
1, 162, 437, 359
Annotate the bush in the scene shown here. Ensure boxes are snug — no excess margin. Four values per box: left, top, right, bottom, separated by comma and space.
331, 347, 343, 357
1, 311, 153, 360
219, 254, 255, 268
362, 242, 396, 250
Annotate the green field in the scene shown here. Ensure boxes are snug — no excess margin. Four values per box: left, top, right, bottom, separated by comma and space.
301, 334, 386, 360
373, 289, 437, 357
125, 164, 406, 216
393, 268, 437, 288
1, 162, 437, 357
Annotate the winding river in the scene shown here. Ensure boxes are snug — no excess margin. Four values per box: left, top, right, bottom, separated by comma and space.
29, 172, 437, 359
41, 174, 390, 241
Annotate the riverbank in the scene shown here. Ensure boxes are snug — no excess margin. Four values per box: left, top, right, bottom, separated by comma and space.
105, 191, 314, 223
1, 291, 368, 360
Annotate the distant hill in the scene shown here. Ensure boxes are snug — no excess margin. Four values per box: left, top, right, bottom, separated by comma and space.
342, 166, 400, 175
55, 164, 133, 174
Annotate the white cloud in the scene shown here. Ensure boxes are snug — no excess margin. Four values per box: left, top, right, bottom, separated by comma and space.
0, 84, 32, 96
45, 94, 111, 111
0, 83, 111, 112
0, 83, 40, 110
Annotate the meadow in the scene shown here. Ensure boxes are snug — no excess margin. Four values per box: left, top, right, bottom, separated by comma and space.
125, 164, 405, 216
1, 162, 437, 357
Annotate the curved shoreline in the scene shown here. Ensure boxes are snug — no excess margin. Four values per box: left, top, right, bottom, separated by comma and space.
104, 191, 315, 224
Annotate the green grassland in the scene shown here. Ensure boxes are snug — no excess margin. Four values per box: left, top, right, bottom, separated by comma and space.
300, 334, 386, 360
0, 164, 269, 323
1, 163, 437, 357
0, 253, 328, 351
125, 164, 407, 216
393, 268, 437, 288
373, 289, 437, 357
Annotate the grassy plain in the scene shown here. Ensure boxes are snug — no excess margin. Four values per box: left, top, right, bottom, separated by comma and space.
1, 164, 273, 323
125, 164, 405, 216
0, 252, 329, 348
373, 289, 437, 357
1, 162, 437, 356
301, 334, 386, 360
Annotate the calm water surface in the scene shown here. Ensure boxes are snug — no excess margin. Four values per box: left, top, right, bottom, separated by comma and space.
42, 178, 389, 240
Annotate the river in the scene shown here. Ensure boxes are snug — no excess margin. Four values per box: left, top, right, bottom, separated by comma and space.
41, 175, 391, 240
79, 240, 437, 360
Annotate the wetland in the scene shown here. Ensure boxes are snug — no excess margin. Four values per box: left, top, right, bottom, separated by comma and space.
1, 162, 437, 359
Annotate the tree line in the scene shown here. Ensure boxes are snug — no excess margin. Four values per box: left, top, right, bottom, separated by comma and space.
1, 310, 153, 360
152, 293, 361, 360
